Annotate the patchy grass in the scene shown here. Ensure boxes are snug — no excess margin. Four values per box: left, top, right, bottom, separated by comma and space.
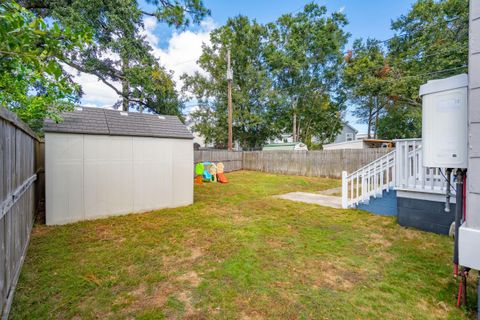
11, 171, 477, 319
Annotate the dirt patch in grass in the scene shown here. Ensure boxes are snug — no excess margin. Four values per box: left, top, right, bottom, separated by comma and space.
417, 298, 452, 319
299, 259, 365, 291
368, 232, 392, 248
176, 271, 202, 287
231, 213, 253, 225
176, 290, 197, 317
189, 247, 204, 260
30, 225, 52, 237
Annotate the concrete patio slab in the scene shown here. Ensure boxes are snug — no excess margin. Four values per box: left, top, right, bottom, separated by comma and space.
275, 192, 342, 208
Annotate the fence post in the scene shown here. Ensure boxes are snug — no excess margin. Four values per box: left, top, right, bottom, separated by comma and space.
342, 170, 348, 209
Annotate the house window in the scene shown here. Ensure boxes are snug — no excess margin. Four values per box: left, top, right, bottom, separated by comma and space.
346, 133, 354, 141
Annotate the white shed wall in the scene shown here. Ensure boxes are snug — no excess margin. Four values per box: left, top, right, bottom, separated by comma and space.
45, 133, 193, 225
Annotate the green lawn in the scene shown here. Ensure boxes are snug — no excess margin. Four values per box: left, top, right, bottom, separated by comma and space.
11, 171, 477, 319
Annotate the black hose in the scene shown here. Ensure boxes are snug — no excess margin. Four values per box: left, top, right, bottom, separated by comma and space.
453, 169, 464, 266
445, 168, 452, 212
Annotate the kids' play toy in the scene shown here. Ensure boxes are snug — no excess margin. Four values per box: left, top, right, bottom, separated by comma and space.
216, 163, 228, 183
194, 162, 228, 184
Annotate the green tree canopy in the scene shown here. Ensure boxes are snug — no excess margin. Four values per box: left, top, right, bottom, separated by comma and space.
0, 1, 91, 131
183, 16, 281, 149
343, 39, 391, 138
265, 3, 349, 147
344, 0, 467, 139
183, 3, 349, 149
18, 0, 209, 114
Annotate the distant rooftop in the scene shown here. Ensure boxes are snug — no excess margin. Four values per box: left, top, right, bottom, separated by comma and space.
44, 107, 193, 139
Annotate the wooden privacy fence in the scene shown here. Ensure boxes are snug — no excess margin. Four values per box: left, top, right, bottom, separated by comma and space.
243, 149, 392, 178
195, 148, 391, 178
0, 108, 43, 319
194, 150, 243, 172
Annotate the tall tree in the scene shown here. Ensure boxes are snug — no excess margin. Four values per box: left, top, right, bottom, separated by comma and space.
343, 39, 391, 138
19, 0, 209, 113
377, 105, 422, 139
182, 16, 281, 149
377, 0, 468, 138
265, 3, 349, 147
343, 0, 468, 139
0, 1, 91, 131
388, 0, 468, 107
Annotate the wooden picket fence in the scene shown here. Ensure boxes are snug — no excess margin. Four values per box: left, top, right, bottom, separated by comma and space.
195, 148, 391, 178
0, 108, 44, 319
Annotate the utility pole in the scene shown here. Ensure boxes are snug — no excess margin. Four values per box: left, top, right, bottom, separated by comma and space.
227, 49, 233, 151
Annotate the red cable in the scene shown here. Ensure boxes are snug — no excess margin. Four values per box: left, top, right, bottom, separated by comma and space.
457, 278, 463, 307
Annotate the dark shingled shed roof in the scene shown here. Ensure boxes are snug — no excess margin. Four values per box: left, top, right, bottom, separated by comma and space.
44, 107, 193, 139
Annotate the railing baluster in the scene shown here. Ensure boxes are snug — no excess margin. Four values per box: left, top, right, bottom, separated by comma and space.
356, 172, 359, 200
412, 140, 417, 188
350, 174, 354, 203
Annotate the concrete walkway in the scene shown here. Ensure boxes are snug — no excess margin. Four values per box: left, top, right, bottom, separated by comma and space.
275, 191, 342, 209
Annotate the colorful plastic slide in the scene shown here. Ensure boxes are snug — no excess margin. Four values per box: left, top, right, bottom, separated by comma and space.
216, 162, 228, 183
195, 163, 204, 184
194, 161, 228, 184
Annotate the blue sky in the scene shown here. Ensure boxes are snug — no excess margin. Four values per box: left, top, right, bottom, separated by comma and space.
196, 0, 415, 45
77, 0, 417, 133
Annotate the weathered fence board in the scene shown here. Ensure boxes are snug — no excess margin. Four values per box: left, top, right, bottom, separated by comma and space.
243, 149, 391, 178
195, 149, 391, 179
194, 150, 243, 172
0, 108, 43, 319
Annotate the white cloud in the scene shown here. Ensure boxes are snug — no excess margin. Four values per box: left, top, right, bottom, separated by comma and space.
68, 18, 214, 108
146, 18, 215, 89
338, 6, 345, 13
63, 65, 121, 107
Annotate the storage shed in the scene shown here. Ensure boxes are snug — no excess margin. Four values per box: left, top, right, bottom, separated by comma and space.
44, 107, 193, 225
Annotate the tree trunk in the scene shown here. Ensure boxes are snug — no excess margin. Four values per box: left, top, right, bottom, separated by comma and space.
374, 96, 379, 139
292, 97, 298, 142
121, 56, 129, 111
297, 116, 301, 143
292, 111, 296, 142
367, 106, 373, 139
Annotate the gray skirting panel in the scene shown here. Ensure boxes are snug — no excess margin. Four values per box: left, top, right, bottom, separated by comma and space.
397, 197, 456, 235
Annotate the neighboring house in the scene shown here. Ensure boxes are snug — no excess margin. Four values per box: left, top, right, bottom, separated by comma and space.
44, 107, 194, 225
185, 120, 214, 149
355, 133, 369, 140
268, 133, 294, 144
270, 122, 358, 145
263, 142, 308, 151
332, 122, 358, 143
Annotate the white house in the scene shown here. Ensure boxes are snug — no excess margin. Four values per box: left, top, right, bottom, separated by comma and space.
44, 107, 194, 225
186, 120, 214, 149
269, 122, 358, 145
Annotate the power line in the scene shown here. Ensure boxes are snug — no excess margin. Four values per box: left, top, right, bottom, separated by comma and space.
340, 15, 464, 56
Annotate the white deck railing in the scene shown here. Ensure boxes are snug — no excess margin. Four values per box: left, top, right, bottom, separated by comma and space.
342, 149, 396, 208
394, 139, 453, 193
342, 139, 454, 209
